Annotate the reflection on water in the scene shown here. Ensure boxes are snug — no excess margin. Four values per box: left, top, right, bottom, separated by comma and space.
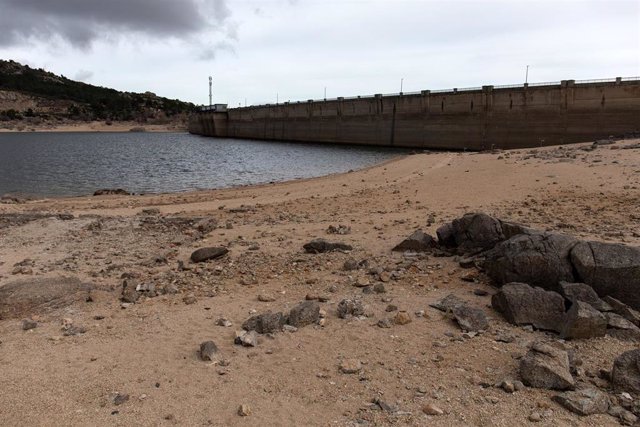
0, 132, 405, 197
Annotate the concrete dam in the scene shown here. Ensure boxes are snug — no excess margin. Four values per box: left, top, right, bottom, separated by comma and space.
188, 78, 640, 150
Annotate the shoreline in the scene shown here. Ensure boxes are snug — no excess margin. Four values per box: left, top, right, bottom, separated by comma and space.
0, 120, 187, 133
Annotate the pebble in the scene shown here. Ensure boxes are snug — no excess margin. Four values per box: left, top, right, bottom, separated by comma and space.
21, 319, 37, 330
339, 359, 362, 374
216, 318, 233, 327
238, 404, 251, 416
394, 311, 412, 325
113, 393, 129, 406
182, 295, 197, 305
386, 304, 398, 312
258, 293, 276, 302
234, 330, 258, 347
199, 341, 219, 361
377, 318, 392, 328
422, 403, 444, 416
528, 412, 542, 422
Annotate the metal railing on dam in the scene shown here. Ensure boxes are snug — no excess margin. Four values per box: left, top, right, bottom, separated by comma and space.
190, 77, 640, 151
197, 77, 640, 112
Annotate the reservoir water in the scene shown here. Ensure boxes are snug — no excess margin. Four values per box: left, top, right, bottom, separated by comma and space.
0, 132, 405, 198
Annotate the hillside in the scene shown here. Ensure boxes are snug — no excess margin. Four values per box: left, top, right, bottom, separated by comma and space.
0, 60, 195, 131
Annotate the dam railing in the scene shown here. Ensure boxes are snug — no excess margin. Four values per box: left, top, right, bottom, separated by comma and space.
198, 76, 640, 112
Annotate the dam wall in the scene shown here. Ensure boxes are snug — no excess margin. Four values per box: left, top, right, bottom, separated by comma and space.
189, 78, 640, 150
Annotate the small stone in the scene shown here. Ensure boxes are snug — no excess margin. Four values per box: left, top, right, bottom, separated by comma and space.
258, 293, 276, 302
377, 318, 392, 328
21, 319, 37, 330
528, 412, 542, 422
216, 317, 233, 327
288, 301, 320, 327
422, 403, 444, 416
394, 311, 412, 325
182, 295, 197, 305
237, 404, 251, 416
190, 247, 228, 263
474, 289, 489, 296
337, 299, 364, 319
234, 330, 258, 347
386, 304, 398, 312
500, 380, 515, 393
199, 341, 219, 361
113, 393, 129, 406
283, 325, 298, 333
340, 359, 362, 374
373, 283, 386, 293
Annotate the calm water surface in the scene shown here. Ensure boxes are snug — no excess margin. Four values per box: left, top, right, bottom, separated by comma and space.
0, 132, 405, 197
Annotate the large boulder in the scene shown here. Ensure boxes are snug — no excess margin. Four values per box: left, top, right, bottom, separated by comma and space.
612, 349, 640, 393
392, 230, 436, 252
552, 388, 610, 416
571, 241, 640, 309
492, 283, 566, 332
484, 232, 578, 291
559, 281, 611, 312
436, 213, 530, 253
520, 341, 575, 390
560, 301, 607, 340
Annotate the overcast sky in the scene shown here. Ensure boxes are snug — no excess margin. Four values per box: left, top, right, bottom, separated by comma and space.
0, 0, 638, 106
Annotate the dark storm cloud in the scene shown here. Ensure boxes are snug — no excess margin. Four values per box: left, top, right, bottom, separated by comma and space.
0, 0, 231, 47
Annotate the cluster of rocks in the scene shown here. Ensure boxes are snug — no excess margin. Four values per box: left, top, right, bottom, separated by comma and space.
518, 342, 640, 424
241, 300, 321, 337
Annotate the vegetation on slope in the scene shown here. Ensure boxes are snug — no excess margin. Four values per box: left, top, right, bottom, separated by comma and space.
0, 59, 195, 122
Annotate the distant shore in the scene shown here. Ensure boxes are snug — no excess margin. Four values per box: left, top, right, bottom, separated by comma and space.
0, 120, 187, 133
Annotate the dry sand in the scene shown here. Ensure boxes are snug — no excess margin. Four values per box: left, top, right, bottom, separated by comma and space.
0, 138, 639, 426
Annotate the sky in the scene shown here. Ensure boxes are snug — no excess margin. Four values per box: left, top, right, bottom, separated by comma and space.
0, 0, 638, 107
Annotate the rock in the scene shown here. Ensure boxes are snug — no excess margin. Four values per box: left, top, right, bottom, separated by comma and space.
199, 341, 219, 361
458, 257, 476, 268
94, 189, 130, 196
560, 301, 607, 340
373, 283, 386, 294
21, 319, 37, 330
422, 403, 444, 416
373, 397, 397, 413
242, 312, 286, 334
609, 405, 638, 425
612, 349, 640, 393
448, 213, 504, 252
492, 283, 565, 332
603, 296, 640, 326
559, 281, 611, 312
337, 299, 364, 318
182, 295, 197, 305
303, 239, 352, 253
393, 311, 412, 325
605, 313, 640, 338
113, 393, 130, 405
216, 317, 233, 327
288, 301, 320, 327
377, 318, 392, 328
429, 294, 467, 312
343, 258, 358, 271
520, 341, 575, 390
257, 293, 276, 302
484, 232, 578, 291
190, 247, 228, 263
121, 279, 139, 303
552, 388, 610, 416
339, 359, 362, 374
234, 330, 258, 347
528, 412, 542, 422
237, 404, 251, 416
452, 304, 489, 332
571, 241, 640, 309
392, 230, 437, 252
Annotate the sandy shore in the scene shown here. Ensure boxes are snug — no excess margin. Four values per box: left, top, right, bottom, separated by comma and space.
0, 138, 639, 426
0, 120, 187, 133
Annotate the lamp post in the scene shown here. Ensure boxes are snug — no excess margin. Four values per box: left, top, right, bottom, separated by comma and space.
208, 76, 212, 107
525, 65, 529, 84
400, 78, 404, 94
